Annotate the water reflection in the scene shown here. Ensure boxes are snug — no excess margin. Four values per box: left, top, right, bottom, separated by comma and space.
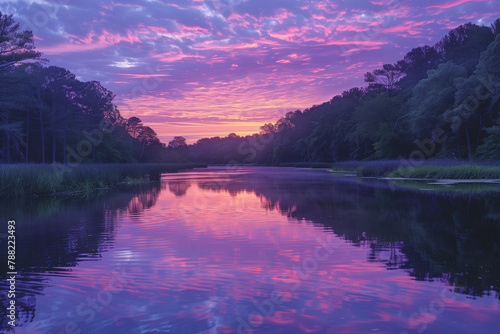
0, 167, 499, 334
0, 185, 162, 332
186, 167, 500, 298
168, 181, 191, 197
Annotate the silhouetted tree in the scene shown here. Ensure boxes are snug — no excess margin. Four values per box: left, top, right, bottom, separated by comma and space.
0, 12, 42, 70
364, 64, 404, 96
168, 136, 187, 149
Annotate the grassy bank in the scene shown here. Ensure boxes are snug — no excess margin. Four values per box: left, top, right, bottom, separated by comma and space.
331, 160, 402, 177
0, 163, 206, 198
329, 160, 500, 179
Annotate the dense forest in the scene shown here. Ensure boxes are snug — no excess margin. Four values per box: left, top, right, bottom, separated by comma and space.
1, 11, 500, 165
0, 12, 169, 164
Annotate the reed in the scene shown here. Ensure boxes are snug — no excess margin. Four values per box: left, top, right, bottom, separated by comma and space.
0, 163, 205, 197
331, 159, 500, 178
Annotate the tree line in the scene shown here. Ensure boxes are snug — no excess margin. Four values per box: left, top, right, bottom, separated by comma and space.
0, 12, 179, 164
1, 11, 500, 165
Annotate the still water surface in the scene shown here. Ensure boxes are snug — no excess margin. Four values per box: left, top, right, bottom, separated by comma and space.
1, 167, 499, 333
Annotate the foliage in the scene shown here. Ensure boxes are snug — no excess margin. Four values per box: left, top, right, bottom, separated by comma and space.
0, 12, 42, 70
364, 64, 404, 96
0, 15, 176, 164
477, 124, 500, 159
0, 163, 205, 197
168, 136, 187, 149
407, 62, 467, 139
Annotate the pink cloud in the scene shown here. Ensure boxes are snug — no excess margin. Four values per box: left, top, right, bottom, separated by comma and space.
42, 30, 141, 55
117, 74, 170, 79
341, 46, 382, 55
427, 0, 490, 9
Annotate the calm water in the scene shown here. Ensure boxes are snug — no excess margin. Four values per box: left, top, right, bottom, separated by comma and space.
1, 167, 500, 334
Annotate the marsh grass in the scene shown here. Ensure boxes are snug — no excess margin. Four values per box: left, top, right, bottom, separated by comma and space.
331, 160, 409, 177
331, 160, 500, 178
0, 163, 205, 198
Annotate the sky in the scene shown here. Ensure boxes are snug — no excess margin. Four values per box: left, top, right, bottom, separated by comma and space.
1, 0, 499, 143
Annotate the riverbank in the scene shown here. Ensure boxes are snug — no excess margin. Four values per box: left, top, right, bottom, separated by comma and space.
327, 160, 500, 193
326, 160, 500, 179
0, 163, 206, 198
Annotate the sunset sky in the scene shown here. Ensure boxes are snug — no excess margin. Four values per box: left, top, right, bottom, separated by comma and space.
1, 0, 498, 143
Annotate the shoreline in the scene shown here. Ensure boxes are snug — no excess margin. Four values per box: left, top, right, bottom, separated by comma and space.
0, 163, 206, 198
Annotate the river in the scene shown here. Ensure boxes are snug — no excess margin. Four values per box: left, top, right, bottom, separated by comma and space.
1, 167, 499, 333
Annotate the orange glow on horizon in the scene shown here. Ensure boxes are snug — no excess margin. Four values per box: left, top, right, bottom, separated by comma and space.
113, 68, 344, 143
